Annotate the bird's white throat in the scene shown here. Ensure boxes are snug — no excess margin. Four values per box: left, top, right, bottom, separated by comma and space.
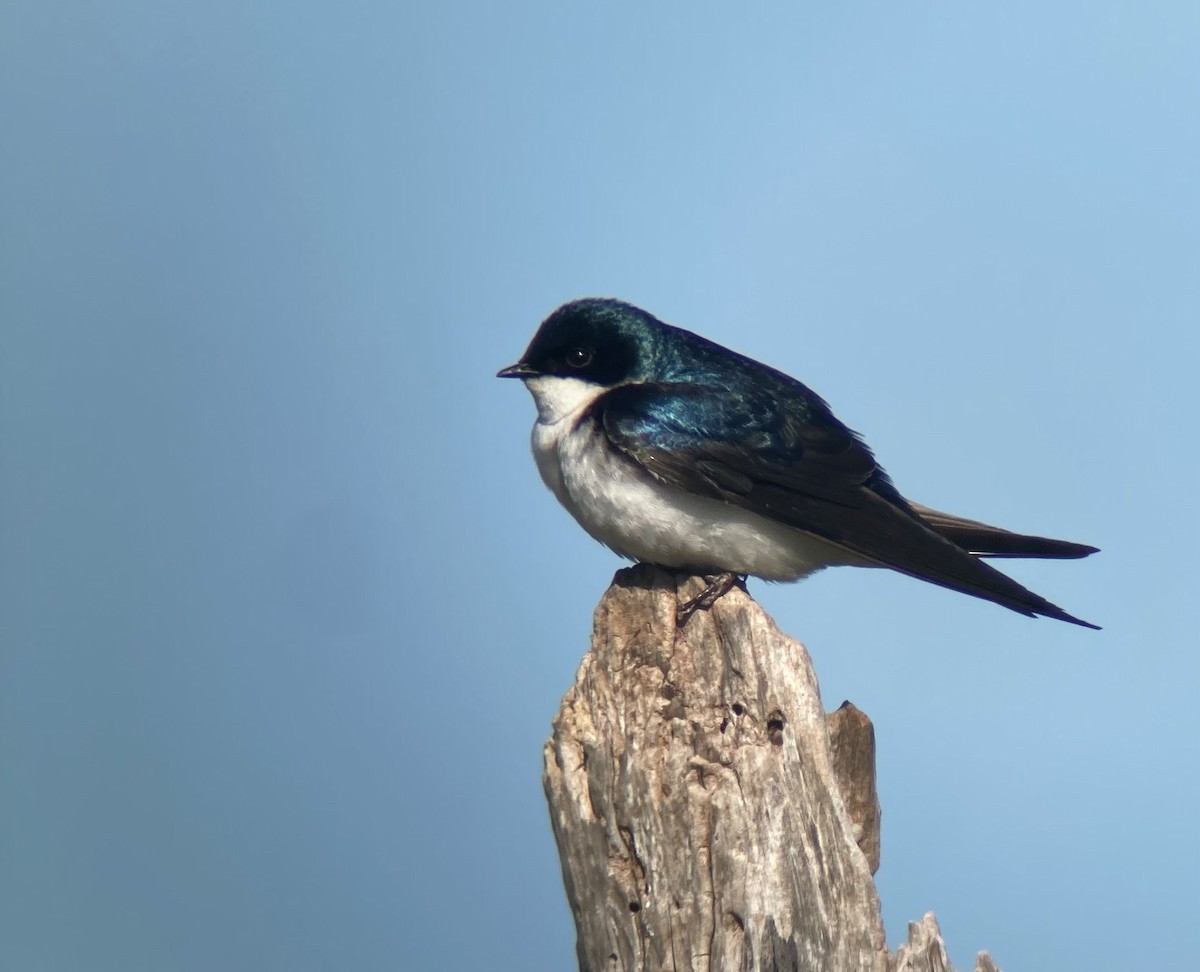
523, 375, 608, 425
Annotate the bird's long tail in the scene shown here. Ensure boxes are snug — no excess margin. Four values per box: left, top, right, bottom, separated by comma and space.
909, 502, 1099, 560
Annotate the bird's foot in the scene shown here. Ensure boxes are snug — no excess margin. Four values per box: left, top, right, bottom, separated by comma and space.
676, 572, 746, 625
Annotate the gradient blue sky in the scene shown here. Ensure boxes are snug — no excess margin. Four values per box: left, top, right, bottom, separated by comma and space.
2, 3, 1197, 970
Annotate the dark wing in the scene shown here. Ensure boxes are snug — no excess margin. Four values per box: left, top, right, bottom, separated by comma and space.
597, 382, 1098, 628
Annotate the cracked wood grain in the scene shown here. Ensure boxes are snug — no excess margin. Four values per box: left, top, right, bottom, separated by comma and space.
891, 914, 1003, 972
543, 564, 1000, 972
543, 565, 886, 972
828, 701, 882, 875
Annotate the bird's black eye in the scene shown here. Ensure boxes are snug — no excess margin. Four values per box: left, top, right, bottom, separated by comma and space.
566, 347, 593, 369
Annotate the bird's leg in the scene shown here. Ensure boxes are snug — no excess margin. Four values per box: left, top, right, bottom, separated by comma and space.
676, 572, 746, 625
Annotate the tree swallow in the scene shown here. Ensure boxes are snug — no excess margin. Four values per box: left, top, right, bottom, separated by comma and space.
498, 298, 1099, 628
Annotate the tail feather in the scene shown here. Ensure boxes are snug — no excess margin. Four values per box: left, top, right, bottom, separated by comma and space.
909, 502, 1099, 560
818, 493, 1102, 629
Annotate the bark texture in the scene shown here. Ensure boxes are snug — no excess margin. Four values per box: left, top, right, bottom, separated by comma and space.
827, 701, 882, 875
543, 565, 999, 972
891, 914, 1002, 972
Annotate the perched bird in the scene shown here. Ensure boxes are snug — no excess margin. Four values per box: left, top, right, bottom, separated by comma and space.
498, 298, 1098, 628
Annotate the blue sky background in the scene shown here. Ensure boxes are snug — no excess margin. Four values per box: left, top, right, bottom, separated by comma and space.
2, 2, 1197, 970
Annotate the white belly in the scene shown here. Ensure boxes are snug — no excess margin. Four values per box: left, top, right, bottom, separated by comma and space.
524, 377, 854, 581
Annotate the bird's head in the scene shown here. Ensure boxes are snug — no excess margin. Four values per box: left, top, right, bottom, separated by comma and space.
497, 298, 663, 388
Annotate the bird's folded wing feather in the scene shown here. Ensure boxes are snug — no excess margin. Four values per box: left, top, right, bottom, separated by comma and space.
596, 382, 1097, 627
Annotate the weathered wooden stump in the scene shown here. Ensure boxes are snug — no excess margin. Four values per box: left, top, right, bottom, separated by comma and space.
543, 564, 1000, 972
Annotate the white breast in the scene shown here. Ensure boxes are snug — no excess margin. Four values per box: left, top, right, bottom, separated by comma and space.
523, 376, 856, 581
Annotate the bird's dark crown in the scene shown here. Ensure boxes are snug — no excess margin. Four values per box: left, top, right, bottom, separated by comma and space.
511, 298, 662, 386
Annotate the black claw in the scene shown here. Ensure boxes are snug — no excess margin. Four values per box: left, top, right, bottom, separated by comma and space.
676, 573, 745, 625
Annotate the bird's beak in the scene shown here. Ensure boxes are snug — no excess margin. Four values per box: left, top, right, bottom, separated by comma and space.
497, 362, 538, 379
